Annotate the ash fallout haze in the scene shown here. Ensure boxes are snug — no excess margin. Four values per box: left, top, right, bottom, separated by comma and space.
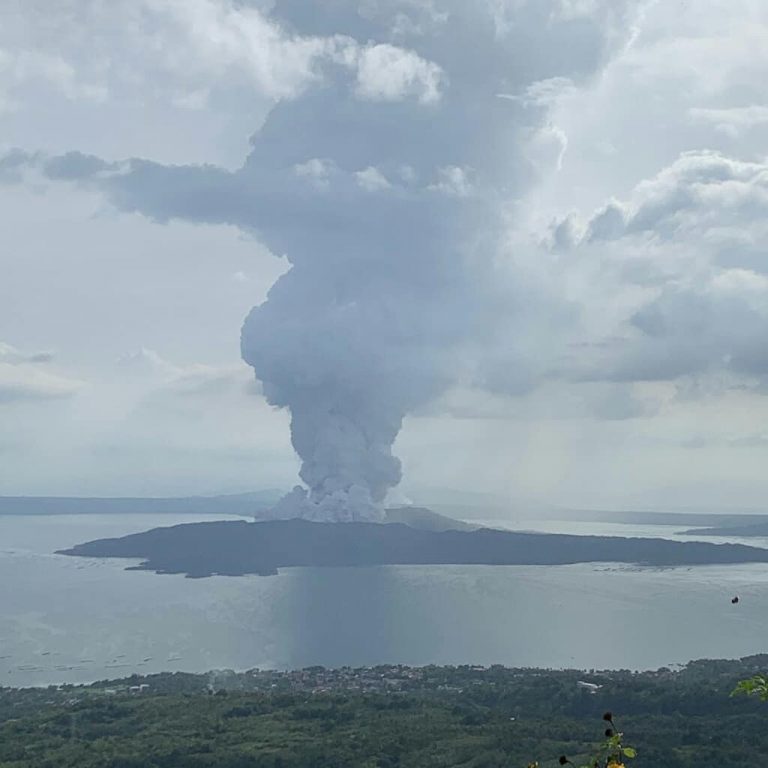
4, 0, 768, 513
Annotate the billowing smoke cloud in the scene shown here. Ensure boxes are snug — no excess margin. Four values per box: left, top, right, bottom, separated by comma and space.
238, 1, 635, 521
0, 0, 637, 520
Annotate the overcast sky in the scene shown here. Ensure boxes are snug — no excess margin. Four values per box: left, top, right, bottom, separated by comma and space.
3, 0, 768, 511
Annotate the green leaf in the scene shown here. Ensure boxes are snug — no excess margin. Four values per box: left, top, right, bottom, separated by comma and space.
622, 747, 637, 758
732, 675, 768, 700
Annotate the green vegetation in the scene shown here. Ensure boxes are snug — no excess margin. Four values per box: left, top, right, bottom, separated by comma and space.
2, 658, 768, 767
733, 673, 768, 701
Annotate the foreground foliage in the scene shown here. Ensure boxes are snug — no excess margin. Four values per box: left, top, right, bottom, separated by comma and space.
529, 712, 637, 768
2, 657, 768, 767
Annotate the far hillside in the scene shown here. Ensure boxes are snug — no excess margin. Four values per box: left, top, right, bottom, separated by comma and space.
0, 491, 283, 516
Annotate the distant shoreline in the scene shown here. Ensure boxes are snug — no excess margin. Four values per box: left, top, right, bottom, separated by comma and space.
3, 654, 768, 693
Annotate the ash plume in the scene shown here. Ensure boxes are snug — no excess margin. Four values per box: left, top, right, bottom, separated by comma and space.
238, 0, 632, 521
1, 1, 637, 521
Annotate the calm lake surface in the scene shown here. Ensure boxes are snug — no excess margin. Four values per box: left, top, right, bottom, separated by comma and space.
3, 513, 768, 687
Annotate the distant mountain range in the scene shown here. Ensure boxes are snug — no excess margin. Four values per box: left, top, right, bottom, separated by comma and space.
680, 521, 768, 537
0, 491, 283, 516
57, 515, 768, 578
7, 493, 768, 538
0, 494, 475, 533
558, 509, 768, 527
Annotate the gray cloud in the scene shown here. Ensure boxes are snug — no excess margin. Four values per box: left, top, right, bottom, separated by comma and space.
689, 106, 768, 138
117, 348, 257, 398
544, 151, 768, 389
43, 151, 116, 181
0, 342, 53, 365
0, 149, 38, 184
572, 152, 768, 248
0, 342, 83, 403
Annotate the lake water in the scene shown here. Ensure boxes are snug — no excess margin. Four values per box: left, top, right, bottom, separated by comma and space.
3, 513, 768, 687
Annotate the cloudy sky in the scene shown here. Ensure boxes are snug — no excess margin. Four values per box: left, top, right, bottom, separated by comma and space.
3, 0, 768, 511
